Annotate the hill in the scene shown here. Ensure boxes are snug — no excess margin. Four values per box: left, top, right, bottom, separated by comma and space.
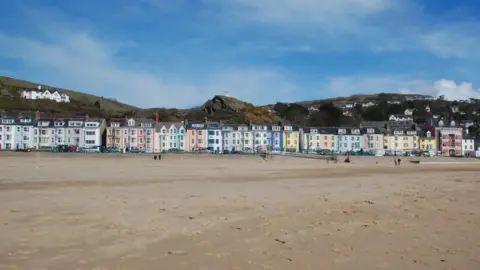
1, 76, 479, 129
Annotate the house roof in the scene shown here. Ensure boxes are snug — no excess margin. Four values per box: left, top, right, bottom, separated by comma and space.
155, 122, 184, 131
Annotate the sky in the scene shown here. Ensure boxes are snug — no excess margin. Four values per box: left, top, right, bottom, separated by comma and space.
1, 0, 480, 108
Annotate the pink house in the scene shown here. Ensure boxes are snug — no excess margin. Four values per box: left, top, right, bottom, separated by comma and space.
435, 120, 462, 156
186, 122, 207, 151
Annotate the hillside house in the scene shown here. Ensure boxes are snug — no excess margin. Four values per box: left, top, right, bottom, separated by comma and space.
21, 86, 70, 103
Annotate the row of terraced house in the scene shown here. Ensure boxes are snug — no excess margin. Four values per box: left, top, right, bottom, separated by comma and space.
0, 114, 476, 156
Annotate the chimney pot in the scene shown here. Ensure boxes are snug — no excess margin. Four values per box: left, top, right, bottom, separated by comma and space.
18, 112, 22, 118
155, 111, 159, 123
85, 114, 89, 121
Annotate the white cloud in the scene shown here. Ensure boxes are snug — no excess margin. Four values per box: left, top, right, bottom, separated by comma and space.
323, 76, 480, 101
401, 79, 480, 100
0, 29, 297, 108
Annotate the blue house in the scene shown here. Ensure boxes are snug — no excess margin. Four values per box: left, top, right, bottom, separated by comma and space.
206, 123, 223, 151
270, 125, 283, 151
337, 128, 365, 153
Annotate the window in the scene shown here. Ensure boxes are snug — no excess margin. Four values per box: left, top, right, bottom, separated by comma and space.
287, 140, 291, 144
58, 129, 63, 134
180, 142, 184, 147
146, 138, 151, 144
216, 131, 219, 136
192, 130, 195, 135
170, 143, 172, 148
115, 138, 120, 143
139, 130, 143, 135
17, 127, 20, 132
344, 143, 347, 147
198, 131, 202, 135
130, 130, 136, 136
255, 140, 260, 144
23, 127, 29, 132
139, 138, 143, 144
130, 138, 136, 143
192, 139, 195, 144
146, 130, 151, 136
86, 131, 95, 136
244, 140, 249, 144
6, 127, 11, 132
86, 140, 95, 144
198, 139, 202, 144
215, 139, 219, 144
23, 136, 28, 141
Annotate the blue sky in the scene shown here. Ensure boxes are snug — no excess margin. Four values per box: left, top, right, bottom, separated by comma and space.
1, 0, 480, 108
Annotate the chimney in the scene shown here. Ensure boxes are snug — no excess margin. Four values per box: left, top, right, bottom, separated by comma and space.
155, 111, 159, 123
18, 112, 22, 118
35, 111, 40, 120
84, 114, 89, 121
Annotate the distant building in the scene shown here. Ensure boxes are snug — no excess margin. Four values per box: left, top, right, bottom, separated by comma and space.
389, 115, 413, 122
462, 135, 475, 156
21, 85, 70, 103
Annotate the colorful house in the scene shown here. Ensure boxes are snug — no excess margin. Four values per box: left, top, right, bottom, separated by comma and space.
251, 124, 271, 151
186, 122, 207, 151
384, 129, 418, 152
154, 122, 186, 152
106, 118, 154, 152
270, 125, 283, 151
283, 125, 299, 152
418, 130, 436, 153
364, 127, 384, 152
434, 119, 462, 156
207, 123, 223, 152
337, 128, 364, 153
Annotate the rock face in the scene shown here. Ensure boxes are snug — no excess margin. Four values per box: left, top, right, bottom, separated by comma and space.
201, 95, 245, 115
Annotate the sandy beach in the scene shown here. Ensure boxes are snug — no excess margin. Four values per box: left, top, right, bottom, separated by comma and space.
0, 152, 479, 270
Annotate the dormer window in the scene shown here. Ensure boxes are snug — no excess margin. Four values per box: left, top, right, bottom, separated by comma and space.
284, 126, 292, 131
311, 129, 318, 134
111, 123, 120, 128
338, 129, 346, 135
426, 131, 431, 138
367, 128, 374, 134
127, 119, 135, 126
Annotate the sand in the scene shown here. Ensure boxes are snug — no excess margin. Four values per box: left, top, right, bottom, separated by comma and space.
0, 152, 479, 270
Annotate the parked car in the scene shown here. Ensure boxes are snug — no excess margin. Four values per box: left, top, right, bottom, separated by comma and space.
82, 146, 101, 153
106, 146, 119, 153
129, 147, 146, 154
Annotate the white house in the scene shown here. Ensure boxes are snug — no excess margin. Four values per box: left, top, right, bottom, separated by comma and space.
389, 115, 413, 122
83, 119, 104, 147
462, 136, 475, 156
251, 124, 271, 150
344, 102, 356, 109
361, 101, 376, 108
404, 109, 414, 116
21, 86, 70, 103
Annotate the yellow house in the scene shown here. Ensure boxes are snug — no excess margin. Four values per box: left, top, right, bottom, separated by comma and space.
384, 129, 419, 152
283, 125, 299, 152
418, 130, 436, 152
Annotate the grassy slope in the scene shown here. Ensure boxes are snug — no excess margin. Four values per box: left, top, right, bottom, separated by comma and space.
0, 76, 137, 115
